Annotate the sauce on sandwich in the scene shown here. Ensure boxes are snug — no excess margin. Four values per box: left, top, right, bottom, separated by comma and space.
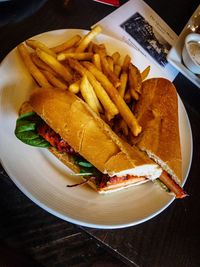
37, 123, 76, 155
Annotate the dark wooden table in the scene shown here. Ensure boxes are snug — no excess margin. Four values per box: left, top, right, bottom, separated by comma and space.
0, 0, 200, 266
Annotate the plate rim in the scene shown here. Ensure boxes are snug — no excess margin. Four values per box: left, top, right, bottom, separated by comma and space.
0, 29, 193, 229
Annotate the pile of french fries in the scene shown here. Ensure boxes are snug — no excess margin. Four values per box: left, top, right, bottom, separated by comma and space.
17, 25, 150, 138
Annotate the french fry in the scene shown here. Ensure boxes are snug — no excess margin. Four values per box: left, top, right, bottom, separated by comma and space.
68, 58, 117, 118
122, 55, 131, 73
111, 51, 120, 64
92, 53, 102, 71
17, 43, 51, 87
62, 47, 76, 53
57, 52, 93, 61
62, 61, 74, 76
124, 89, 132, 104
98, 43, 106, 51
75, 25, 102, 52
118, 72, 128, 98
129, 64, 142, 97
68, 80, 80, 94
31, 53, 57, 75
18, 30, 147, 137
42, 70, 67, 90
141, 65, 150, 81
51, 35, 81, 53
99, 50, 120, 88
107, 56, 114, 72
83, 61, 142, 136
26, 39, 56, 58
80, 75, 101, 115
104, 113, 114, 121
130, 88, 139, 101
36, 48, 73, 83
87, 41, 94, 52
114, 64, 122, 78
92, 43, 106, 54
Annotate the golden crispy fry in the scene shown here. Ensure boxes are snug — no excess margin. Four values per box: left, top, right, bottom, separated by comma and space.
80, 75, 101, 115
68, 80, 80, 94
122, 55, 131, 72
87, 41, 94, 52
114, 64, 121, 77
17, 43, 51, 87
118, 72, 128, 98
130, 88, 139, 100
68, 58, 117, 118
62, 47, 76, 53
75, 25, 102, 53
31, 53, 57, 75
62, 61, 74, 76
18, 30, 148, 137
124, 89, 132, 104
57, 52, 93, 61
92, 43, 106, 54
92, 53, 102, 71
141, 65, 150, 81
98, 43, 106, 50
83, 61, 142, 136
111, 52, 120, 64
107, 56, 114, 72
36, 48, 73, 83
42, 70, 67, 90
129, 64, 142, 97
26, 39, 56, 58
51, 35, 81, 53
99, 51, 120, 88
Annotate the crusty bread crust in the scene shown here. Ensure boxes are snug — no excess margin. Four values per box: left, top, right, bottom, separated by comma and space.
18, 101, 81, 174
132, 78, 182, 184
29, 87, 161, 179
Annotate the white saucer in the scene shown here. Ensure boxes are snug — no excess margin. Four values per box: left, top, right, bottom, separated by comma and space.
167, 5, 200, 88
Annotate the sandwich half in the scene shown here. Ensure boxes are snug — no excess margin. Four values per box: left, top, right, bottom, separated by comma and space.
131, 78, 187, 198
15, 86, 162, 194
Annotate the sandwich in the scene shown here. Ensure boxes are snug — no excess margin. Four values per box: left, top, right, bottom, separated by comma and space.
131, 78, 187, 198
15, 86, 164, 193
14, 85, 187, 197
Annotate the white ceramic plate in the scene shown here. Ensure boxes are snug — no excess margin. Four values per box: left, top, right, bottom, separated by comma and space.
0, 29, 193, 229
167, 5, 200, 88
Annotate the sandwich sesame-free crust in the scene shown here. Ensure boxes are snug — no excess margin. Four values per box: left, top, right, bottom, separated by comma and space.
28, 87, 162, 192
132, 78, 182, 184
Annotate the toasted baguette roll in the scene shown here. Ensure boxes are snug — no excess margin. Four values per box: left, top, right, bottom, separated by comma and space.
28, 87, 162, 190
132, 78, 182, 185
18, 102, 154, 194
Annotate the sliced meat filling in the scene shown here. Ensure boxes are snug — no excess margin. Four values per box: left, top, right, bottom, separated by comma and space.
37, 123, 76, 154
37, 122, 187, 197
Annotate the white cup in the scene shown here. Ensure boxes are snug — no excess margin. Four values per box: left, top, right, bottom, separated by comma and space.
182, 33, 200, 74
